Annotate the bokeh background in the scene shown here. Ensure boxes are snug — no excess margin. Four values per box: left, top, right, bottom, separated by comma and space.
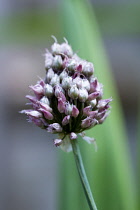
0, 0, 139, 210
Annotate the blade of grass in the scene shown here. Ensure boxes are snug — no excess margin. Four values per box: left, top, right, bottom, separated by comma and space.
58, 0, 137, 209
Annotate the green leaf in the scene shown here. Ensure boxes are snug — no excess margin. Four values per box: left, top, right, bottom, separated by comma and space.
58, 0, 137, 209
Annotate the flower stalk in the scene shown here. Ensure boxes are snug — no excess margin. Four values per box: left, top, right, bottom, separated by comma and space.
71, 139, 98, 210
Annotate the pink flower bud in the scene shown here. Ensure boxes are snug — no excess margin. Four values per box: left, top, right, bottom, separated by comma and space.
62, 115, 70, 125
98, 111, 110, 124
58, 98, 65, 113
88, 92, 100, 101
88, 111, 98, 118
70, 132, 77, 140
97, 98, 112, 109
83, 106, 92, 116
72, 105, 79, 118
90, 78, 98, 92
26, 95, 37, 104
81, 117, 97, 128
39, 102, 52, 112
30, 84, 44, 100
39, 108, 54, 120
20, 110, 42, 118
54, 85, 65, 99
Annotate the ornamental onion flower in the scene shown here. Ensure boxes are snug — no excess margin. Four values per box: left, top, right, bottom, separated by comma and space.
20, 37, 112, 210
20, 38, 112, 152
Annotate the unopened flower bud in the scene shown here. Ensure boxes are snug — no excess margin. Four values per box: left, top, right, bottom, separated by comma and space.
82, 62, 94, 76
40, 96, 50, 105
72, 105, 79, 118
45, 51, 53, 70
26, 95, 37, 104
20, 110, 42, 118
67, 59, 77, 71
81, 117, 97, 128
62, 115, 70, 125
44, 84, 54, 97
47, 123, 62, 133
83, 106, 92, 116
88, 92, 100, 101
97, 98, 112, 109
98, 111, 110, 124
68, 85, 79, 99
62, 76, 72, 89
65, 103, 73, 115
54, 139, 63, 147
45, 68, 54, 83
58, 98, 65, 113
39, 108, 54, 120
81, 79, 90, 91
90, 78, 97, 92
70, 132, 77, 140
51, 42, 61, 55
50, 74, 60, 86
53, 55, 63, 69
89, 99, 97, 108
61, 43, 73, 57
78, 88, 88, 102
39, 102, 52, 112
59, 70, 68, 81
30, 84, 44, 99
54, 85, 62, 97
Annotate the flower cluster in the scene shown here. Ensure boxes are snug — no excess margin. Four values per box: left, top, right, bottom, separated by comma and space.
21, 38, 112, 152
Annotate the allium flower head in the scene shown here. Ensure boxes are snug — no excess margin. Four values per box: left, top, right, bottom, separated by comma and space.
20, 37, 112, 152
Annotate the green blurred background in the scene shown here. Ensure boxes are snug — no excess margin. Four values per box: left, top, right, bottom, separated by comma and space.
0, 0, 139, 209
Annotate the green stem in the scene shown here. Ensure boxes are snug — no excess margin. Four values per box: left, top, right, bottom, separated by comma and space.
71, 139, 98, 210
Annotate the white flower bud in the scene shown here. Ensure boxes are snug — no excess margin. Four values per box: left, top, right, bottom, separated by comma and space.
62, 76, 72, 89
82, 62, 94, 76
61, 43, 73, 57
45, 68, 54, 83
40, 96, 50, 105
44, 84, 54, 97
89, 99, 97, 108
68, 84, 79, 99
65, 103, 73, 115
51, 42, 61, 55
50, 74, 60, 86
45, 52, 53, 70
78, 88, 88, 102
81, 79, 90, 91
59, 70, 68, 81
52, 55, 63, 69
67, 59, 77, 71
73, 77, 82, 88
